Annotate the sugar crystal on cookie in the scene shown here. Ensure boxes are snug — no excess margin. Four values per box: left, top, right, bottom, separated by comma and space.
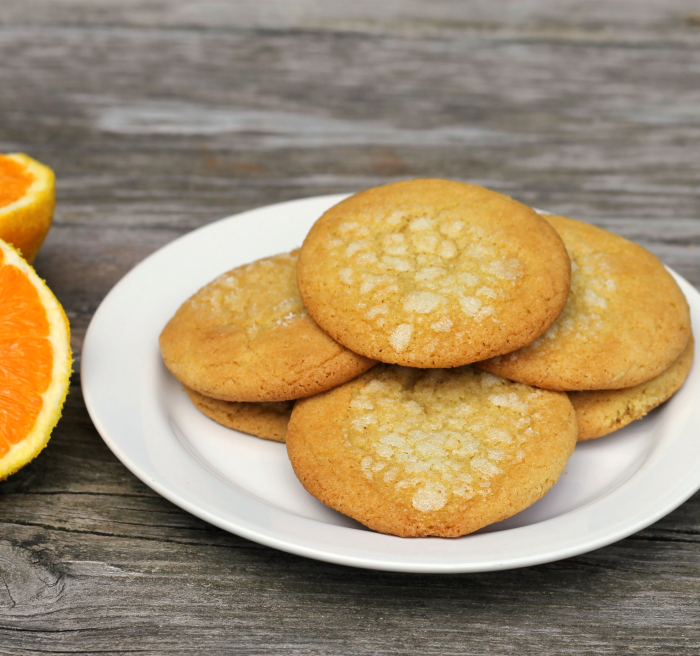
345, 368, 548, 511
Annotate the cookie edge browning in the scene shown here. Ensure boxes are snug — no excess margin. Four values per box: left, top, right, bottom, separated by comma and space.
185, 386, 293, 442
477, 215, 692, 390
297, 179, 571, 368
286, 370, 578, 538
570, 333, 694, 441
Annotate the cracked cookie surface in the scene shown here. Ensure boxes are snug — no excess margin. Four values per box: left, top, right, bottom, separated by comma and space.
287, 365, 577, 537
478, 215, 692, 390
159, 251, 376, 402
297, 179, 571, 368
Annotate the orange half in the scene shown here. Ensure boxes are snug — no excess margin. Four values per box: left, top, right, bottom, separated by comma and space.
0, 239, 71, 480
0, 153, 55, 263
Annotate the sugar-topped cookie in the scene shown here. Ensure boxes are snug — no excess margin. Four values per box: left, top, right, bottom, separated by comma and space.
287, 365, 577, 537
477, 215, 691, 390
185, 387, 293, 442
160, 251, 376, 402
570, 334, 694, 441
297, 179, 571, 368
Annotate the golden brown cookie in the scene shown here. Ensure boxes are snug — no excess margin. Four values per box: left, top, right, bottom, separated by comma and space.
287, 365, 577, 537
477, 215, 691, 390
297, 179, 571, 368
160, 251, 376, 402
570, 334, 694, 441
185, 387, 293, 442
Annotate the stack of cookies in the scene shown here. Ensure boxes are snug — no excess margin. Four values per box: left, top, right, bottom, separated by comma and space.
159, 250, 375, 442
160, 179, 693, 538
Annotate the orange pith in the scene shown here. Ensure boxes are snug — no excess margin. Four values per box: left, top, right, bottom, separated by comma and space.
0, 248, 54, 456
0, 155, 33, 208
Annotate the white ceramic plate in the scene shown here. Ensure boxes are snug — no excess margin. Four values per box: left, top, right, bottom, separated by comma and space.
82, 194, 700, 573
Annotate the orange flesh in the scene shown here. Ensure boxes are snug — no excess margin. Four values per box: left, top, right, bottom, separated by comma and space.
0, 249, 52, 455
0, 155, 33, 208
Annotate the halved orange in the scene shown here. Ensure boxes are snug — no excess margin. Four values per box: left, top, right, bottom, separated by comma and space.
0, 153, 55, 263
0, 239, 71, 480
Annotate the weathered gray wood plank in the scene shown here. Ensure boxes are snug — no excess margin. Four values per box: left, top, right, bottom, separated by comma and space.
0, 2, 699, 653
3, 0, 700, 41
0, 523, 699, 654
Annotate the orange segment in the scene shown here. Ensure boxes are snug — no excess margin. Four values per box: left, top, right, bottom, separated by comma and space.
0, 336, 53, 392
0, 239, 71, 479
0, 153, 55, 263
0, 384, 44, 456
0, 156, 33, 208
0, 263, 51, 339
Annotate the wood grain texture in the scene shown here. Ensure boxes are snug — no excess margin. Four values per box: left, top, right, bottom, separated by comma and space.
1, 1, 700, 653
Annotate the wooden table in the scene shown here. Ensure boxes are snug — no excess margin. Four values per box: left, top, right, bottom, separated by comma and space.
2, 2, 700, 653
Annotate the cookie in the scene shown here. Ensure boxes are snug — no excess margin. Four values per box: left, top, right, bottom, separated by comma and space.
160, 251, 376, 402
477, 215, 691, 390
185, 387, 293, 442
570, 334, 694, 441
297, 179, 571, 368
287, 365, 577, 538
